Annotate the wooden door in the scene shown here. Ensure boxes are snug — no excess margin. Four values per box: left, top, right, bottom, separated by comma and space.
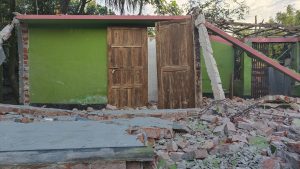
156, 19, 196, 109
107, 27, 148, 108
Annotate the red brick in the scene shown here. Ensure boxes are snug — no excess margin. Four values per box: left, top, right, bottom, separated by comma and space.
141, 127, 161, 139
262, 158, 280, 169
287, 141, 300, 154
90, 161, 126, 169
23, 53, 28, 60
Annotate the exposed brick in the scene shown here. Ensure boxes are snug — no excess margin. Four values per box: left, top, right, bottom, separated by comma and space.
90, 160, 126, 169
261, 158, 280, 169
126, 162, 142, 169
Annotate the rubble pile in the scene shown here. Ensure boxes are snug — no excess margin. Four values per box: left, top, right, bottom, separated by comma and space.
152, 96, 300, 169
0, 95, 299, 169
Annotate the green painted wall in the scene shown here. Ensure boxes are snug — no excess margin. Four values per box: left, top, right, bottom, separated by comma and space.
242, 53, 252, 96
28, 25, 107, 104
291, 42, 300, 96
201, 41, 234, 94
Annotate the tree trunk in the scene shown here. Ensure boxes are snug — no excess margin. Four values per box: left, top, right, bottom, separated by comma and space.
60, 0, 70, 14
78, 0, 87, 14
138, 0, 143, 15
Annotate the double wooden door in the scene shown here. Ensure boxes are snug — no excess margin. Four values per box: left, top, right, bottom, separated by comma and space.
108, 19, 196, 109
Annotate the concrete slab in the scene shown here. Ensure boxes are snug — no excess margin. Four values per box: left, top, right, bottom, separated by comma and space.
108, 117, 174, 128
0, 121, 144, 152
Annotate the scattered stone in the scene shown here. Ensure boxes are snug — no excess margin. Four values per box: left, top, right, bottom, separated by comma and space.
290, 103, 300, 111
194, 149, 208, 159
169, 152, 184, 162
105, 104, 117, 110
237, 121, 254, 130
157, 150, 170, 160
231, 135, 248, 143
149, 105, 158, 110
213, 124, 225, 135
176, 140, 188, 149
201, 140, 214, 149
141, 127, 161, 139
86, 107, 94, 112
286, 141, 300, 154
183, 145, 198, 153
224, 121, 236, 136
292, 119, 300, 127
200, 114, 219, 123
181, 152, 195, 161
257, 127, 273, 137
283, 151, 300, 169
176, 161, 187, 169
167, 140, 178, 152
17, 117, 33, 123
209, 144, 230, 155
261, 158, 281, 169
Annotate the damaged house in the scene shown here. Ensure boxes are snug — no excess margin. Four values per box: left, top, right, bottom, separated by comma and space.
16, 15, 200, 109
0, 14, 300, 169
13, 15, 300, 109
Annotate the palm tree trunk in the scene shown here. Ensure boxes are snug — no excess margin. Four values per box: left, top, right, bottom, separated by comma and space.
138, 0, 143, 15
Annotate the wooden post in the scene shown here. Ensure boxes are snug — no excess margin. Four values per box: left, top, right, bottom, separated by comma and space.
195, 14, 225, 100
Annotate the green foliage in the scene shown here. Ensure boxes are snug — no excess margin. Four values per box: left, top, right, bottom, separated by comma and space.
269, 5, 300, 26
105, 0, 162, 15
155, 0, 183, 15
249, 136, 269, 150
189, 0, 249, 22
157, 159, 177, 169
9, 0, 114, 15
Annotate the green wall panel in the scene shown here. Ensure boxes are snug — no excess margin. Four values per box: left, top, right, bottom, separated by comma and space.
242, 53, 252, 96
201, 41, 234, 94
29, 25, 107, 104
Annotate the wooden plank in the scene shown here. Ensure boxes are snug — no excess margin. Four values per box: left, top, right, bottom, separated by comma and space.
195, 14, 225, 100
108, 27, 148, 108
156, 19, 196, 109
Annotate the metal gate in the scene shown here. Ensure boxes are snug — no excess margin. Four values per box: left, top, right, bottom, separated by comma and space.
251, 58, 268, 98
251, 43, 269, 98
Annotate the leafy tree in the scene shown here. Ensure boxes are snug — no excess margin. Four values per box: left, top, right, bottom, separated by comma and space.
104, 0, 162, 15
271, 5, 300, 26
85, 2, 115, 15
15, 0, 113, 15
189, 0, 249, 22
155, 0, 183, 15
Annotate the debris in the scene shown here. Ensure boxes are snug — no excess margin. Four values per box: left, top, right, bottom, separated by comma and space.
194, 149, 208, 159
1, 95, 300, 169
201, 140, 214, 149
261, 157, 281, 169
231, 135, 248, 143
287, 141, 300, 154
169, 152, 184, 162
237, 121, 254, 130
167, 141, 178, 152
200, 114, 219, 123
105, 104, 117, 110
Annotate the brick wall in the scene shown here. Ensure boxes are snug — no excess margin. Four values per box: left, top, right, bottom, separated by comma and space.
19, 23, 29, 105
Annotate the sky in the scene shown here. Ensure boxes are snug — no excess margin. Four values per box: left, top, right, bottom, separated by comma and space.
98, 0, 300, 23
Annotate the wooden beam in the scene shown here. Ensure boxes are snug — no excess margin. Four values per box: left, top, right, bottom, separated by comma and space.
205, 22, 300, 82
244, 37, 300, 43
195, 15, 225, 100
